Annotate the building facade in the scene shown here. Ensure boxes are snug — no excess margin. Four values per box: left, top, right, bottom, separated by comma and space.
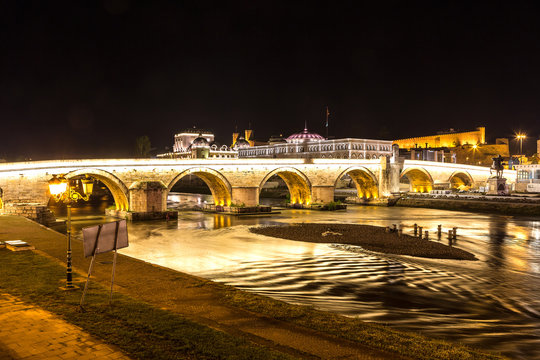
515, 164, 540, 192
394, 127, 486, 149
173, 128, 214, 152
238, 128, 392, 159
158, 129, 237, 159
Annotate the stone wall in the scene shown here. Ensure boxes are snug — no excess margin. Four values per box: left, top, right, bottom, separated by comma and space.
396, 197, 540, 216
394, 127, 485, 149
1, 202, 57, 226
105, 208, 178, 221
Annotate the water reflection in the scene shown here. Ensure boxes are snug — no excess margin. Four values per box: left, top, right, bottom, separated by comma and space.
55, 193, 540, 359
488, 219, 507, 269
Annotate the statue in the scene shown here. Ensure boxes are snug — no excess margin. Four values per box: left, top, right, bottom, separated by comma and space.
490, 155, 504, 179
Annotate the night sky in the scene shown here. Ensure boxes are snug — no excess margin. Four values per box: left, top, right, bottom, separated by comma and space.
2, 1, 540, 161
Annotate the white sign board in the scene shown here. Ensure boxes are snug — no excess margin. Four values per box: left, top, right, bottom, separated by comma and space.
527, 183, 540, 193
82, 220, 129, 258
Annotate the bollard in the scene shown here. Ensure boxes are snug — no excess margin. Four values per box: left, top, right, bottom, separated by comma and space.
437, 225, 442, 239
418, 226, 423, 239
448, 230, 453, 245
398, 228, 403, 237
452, 227, 457, 241
424, 230, 429, 240
414, 223, 418, 236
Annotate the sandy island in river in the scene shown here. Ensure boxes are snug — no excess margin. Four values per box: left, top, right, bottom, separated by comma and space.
250, 223, 477, 261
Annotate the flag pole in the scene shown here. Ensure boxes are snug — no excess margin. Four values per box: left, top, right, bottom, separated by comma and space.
325, 106, 329, 139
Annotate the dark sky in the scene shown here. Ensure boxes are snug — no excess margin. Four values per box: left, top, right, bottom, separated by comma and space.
2, 0, 540, 160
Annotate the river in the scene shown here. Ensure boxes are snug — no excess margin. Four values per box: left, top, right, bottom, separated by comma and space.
53, 193, 540, 359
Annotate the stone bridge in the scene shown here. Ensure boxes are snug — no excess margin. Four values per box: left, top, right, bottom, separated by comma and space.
0, 157, 512, 218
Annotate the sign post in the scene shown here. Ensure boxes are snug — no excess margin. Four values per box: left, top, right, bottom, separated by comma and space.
80, 220, 129, 310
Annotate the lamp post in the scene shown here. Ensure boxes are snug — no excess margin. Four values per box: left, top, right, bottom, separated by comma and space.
48, 175, 94, 289
516, 133, 526, 156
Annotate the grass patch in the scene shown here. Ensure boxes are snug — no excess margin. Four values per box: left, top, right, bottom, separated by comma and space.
223, 289, 505, 360
0, 249, 293, 360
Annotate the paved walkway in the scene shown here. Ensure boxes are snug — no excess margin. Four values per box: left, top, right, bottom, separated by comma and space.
0, 293, 130, 360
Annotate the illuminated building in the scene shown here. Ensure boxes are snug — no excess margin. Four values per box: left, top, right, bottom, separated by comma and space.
238, 127, 393, 159
158, 129, 236, 159
394, 127, 486, 149
173, 128, 214, 152
394, 127, 510, 166
515, 164, 540, 192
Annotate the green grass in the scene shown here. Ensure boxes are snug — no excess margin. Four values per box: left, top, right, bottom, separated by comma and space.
0, 249, 294, 360
223, 289, 506, 360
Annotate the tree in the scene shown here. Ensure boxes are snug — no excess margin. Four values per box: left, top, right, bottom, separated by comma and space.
135, 136, 151, 158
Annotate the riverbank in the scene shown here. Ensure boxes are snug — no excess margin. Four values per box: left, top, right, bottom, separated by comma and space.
250, 223, 477, 260
395, 196, 540, 216
0, 215, 503, 360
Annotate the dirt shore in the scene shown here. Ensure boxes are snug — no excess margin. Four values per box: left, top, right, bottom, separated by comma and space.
250, 223, 477, 260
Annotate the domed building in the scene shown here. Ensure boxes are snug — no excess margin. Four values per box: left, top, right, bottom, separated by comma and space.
188, 134, 210, 158
190, 134, 209, 148
238, 125, 392, 160
157, 128, 237, 159
286, 128, 325, 144
233, 136, 251, 150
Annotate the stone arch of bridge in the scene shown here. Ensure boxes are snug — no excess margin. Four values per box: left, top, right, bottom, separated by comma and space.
259, 167, 312, 205
168, 167, 232, 206
335, 167, 379, 199
64, 169, 130, 211
401, 167, 434, 193
448, 171, 474, 190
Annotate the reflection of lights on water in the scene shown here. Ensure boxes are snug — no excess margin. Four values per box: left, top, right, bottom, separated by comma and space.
531, 222, 540, 240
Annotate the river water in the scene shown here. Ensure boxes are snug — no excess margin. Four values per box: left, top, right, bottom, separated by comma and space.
58, 193, 540, 359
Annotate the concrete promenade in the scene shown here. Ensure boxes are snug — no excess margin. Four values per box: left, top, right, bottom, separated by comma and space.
0, 292, 129, 360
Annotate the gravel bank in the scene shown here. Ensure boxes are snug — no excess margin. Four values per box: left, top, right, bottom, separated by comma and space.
250, 223, 477, 260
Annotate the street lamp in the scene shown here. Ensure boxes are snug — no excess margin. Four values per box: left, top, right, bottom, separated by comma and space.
516, 133, 526, 156
472, 144, 478, 164
48, 174, 94, 289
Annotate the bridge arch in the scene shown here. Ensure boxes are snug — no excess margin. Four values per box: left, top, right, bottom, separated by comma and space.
65, 169, 130, 211
168, 167, 232, 206
401, 167, 433, 193
259, 167, 312, 205
335, 167, 379, 199
448, 171, 474, 190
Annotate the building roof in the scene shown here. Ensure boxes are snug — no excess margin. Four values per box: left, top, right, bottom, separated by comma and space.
286, 128, 325, 143
175, 127, 213, 136
233, 136, 250, 149
191, 134, 209, 147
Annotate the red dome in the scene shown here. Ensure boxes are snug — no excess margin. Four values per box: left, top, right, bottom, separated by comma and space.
286, 128, 325, 143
